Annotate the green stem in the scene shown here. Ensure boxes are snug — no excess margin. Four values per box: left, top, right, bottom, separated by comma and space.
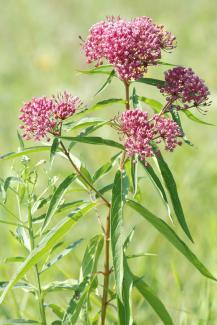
124, 81, 130, 110
27, 186, 47, 325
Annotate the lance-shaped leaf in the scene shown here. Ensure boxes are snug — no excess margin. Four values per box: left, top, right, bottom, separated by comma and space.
138, 96, 163, 113
50, 137, 60, 166
46, 304, 64, 320
0, 146, 51, 160
77, 64, 113, 75
0, 203, 95, 304
80, 235, 104, 280
95, 69, 115, 96
62, 276, 96, 324
42, 279, 79, 294
63, 117, 107, 132
135, 78, 165, 87
153, 151, 193, 241
170, 108, 193, 146
127, 200, 216, 281
111, 170, 129, 301
157, 61, 178, 67
41, 238, 83, 273
133, 275, 174, 325
125, 158, 138, 196
93, 152, 121, 183
181, 109, 216, 126
140, 160, 172, 222
76, 98, 125, 118
42, 174, 76, 231
60, 136, 124, 150
2, 319, 39, 324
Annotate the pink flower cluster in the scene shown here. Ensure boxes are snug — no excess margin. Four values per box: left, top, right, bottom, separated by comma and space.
19, 92, 81, 141
159, 67, 210, 110
84, 16, 176, 81
118, 109, 182, 159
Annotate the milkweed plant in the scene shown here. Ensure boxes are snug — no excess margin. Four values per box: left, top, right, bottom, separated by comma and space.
0, 16, 215, 325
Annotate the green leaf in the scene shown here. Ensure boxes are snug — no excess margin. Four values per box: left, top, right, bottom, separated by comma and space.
153, 152, 193, 241
0, 203, 95, 304
2, 320, 39, 324
41, 239, 83, 273
132, 87, 139, 108
140, 161, 172, 222
124, 158, 138, 196
133, 275, 174, 325
60, 136, 124, 150
111, 170, 129, 301
62, 277, 96, 324
97, 183, 113, 197
63, 118, 107, 132
77, 64, 113, 75
50, 137, 60, 166
138, 96, 163, 113
117, 257, 133, 325
157, 61, 178, 67
136, 78, 165, 87
1, 256, 25, 263
95, 70, 115, 96
42, 174, 76, 231
46, 304, 64, 320
76, 98, 125, 118
17, 131, 25, 150
170, 108, 193, 146
127, 200, 216, 281
0, 146, 51, 160
57, 200, 85, 214
181, 109, 216, 126
93, 152, 121, 183
43, 279, 79, 294
80, 235, 104, 279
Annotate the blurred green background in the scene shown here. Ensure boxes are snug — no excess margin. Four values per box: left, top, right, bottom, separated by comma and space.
0, 0, 217, 324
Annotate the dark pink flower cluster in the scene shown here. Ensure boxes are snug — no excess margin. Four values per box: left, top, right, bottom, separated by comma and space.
118, 109, 182, 159
19, 92, 81, 141
84, 16, 176, 81
159, 67, 210, 110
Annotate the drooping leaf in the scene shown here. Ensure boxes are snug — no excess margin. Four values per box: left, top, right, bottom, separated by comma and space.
140, 160, 172, 222
138, 96, 163, 113
96, 183, 113, 197
136, 78, 165, 87
43, 279, 79, 294
41, 239, 83, 273
181, 109, 216, 126
111, 170, 129, 301
124, 158, 138, 196
170, 108, 193, 146
93, 152, 121, 183
17, 130, 25, 150
133, 275, 174, 325
63, 118, 107, 132
50, 137, 60, 166
80, 235, 104, 280
0, 203, 95, 304
46, 304, 64, 320
0, 146, 51, 160
76, 98, 125, 118
2, 319, 39, 324
153, 151, 193, 241
95, 69, 116, 96
60, 136, 124, 150
77, 64, 113, 75
157, 61, 178, 67
42, 174, 76, 231
127, 200, 216, 281
57, 200, 85, 214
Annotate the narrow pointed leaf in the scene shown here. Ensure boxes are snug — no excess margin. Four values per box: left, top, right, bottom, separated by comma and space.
138, 96, 163, 113
136, 78, 165, 87
95, 69, 115, 96
50, 137, 60, 166
111, 170, 129, 301
153, 152, 193, 241
42, 174, 76, 231
181, 110, 216, 126
60, 136, 124, 150
0, 146, 51, 160
93, 152, 121, 183
140, 161, 172, 221
127, 200, 216, 281
170, 108, 193, 146
133, 275, 174, 325
0, 203, 95, 304
77, 64, 113, 75
41, 239, 83, 273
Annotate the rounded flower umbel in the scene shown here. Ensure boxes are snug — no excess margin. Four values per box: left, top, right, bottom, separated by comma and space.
84, 16, 176, 82
115, 109, 182, 160
159, 66, 211, 111
19, 92, 82, 141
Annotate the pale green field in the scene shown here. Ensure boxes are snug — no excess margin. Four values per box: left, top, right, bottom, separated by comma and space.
0, 0, 217, 324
